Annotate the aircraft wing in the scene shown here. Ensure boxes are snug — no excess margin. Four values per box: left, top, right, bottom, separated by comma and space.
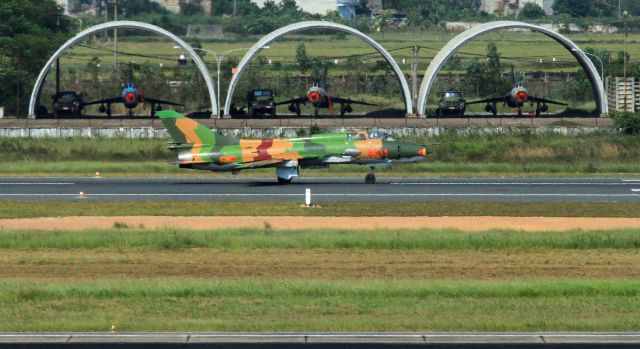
528, 96, 567, 106
274, 97, 307, 106
466, 96, 505, 105
83, 96, 123, 106
143, 97, 184, 106
329, 96, 377, 106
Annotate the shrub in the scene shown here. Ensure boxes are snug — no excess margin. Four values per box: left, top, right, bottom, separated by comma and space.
612, 111, 640, 134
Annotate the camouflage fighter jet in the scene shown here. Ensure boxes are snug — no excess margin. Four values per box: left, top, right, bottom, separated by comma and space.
275, 65, 377, 117
467, 67, 566, 117
84, 65, 183, 117
158, 110, 428, 184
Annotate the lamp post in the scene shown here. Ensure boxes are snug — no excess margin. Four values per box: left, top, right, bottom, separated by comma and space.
623, 10, 629, 111
175, 46, 269, 117
572, 49, 605, 86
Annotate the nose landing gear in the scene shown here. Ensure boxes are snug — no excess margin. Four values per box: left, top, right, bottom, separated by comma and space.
365, 167, 376, 184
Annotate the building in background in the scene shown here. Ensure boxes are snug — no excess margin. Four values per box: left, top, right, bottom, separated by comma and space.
337, 0, 359, 20
252, 0, 337, 15
251, 0, 374, 19
481, 0, 555, 16
607, 77, 640, 112
55, 0, 76, 14
150, 0, 182, 14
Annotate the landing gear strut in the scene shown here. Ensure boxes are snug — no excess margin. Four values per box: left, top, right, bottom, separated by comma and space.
365, 167, 376, 184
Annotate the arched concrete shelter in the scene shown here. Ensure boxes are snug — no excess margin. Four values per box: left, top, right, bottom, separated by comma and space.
224, 21, 413, 116
417, 21, 608, 117
29, 20, 218, 118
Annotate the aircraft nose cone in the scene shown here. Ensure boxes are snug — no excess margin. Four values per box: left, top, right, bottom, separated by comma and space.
125, 92, 136, 103
398, 143, 426, 158
308, 91, 321, 103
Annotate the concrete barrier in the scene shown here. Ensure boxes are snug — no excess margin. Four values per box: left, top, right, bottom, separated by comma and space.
0, 118, 614, 139
0, 333, 637, 348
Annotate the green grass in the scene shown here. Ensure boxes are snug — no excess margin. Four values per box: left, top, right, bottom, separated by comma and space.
5, 131, 640, 176
3, 201, 640, 219
65, 31, 640, 74
1, 279, 638, 331
0, 227, 639, 251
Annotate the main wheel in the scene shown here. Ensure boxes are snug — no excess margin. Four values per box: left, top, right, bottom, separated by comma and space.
277, 177, 292, 185
365, 173, 376, 184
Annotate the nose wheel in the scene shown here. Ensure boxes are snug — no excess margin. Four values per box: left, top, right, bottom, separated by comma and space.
365, 168, 376, 184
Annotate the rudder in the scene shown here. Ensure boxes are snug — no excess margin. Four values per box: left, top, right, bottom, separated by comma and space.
157, 110, 237, 147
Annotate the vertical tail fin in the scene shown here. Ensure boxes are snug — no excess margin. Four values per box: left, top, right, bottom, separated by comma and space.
156, 110, 237, 147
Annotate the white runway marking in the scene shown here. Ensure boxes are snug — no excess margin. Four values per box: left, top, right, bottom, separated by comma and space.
0, 183, 74, 185
632, 189, 640, 192
623, 180, 640, 182
391, 182, 632, 186
1, 193, 640, 198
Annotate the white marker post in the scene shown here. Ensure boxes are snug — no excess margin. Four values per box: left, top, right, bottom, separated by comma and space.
305, 188, 312, 207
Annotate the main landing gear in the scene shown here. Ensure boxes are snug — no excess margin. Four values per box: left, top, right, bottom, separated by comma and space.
276, 164, 299, 185
365, 167, 376, 184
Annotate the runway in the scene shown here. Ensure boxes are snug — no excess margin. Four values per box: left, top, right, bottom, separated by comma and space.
1, 177, 640, 202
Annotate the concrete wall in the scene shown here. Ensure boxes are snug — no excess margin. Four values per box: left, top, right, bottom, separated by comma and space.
0, 117, 613, 139
0, 126, 610, 139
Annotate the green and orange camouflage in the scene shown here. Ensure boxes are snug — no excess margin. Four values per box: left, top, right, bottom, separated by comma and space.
158, 110, 428, 183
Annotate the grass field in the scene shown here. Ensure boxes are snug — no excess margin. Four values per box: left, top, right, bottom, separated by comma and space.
0, 227, 639, 250
0, 227, 637, 331
2, 279, 638, 331
3, 131, 640, 177
3, 201, 640, 218
65, 31, 640, 74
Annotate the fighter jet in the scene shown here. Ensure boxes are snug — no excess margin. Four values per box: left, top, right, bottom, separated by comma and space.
275, 65, 376, 117
467, 68, 566, 117
158, 110, 428, 184
83, 65, 183, 117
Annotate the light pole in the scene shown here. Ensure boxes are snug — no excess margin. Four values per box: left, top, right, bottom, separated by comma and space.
572, 49, 605, 85
174, 46, 269, 116
623, 10, 629, 111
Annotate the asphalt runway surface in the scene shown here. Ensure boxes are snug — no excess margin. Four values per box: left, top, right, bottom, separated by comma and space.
2, 177, 640, 202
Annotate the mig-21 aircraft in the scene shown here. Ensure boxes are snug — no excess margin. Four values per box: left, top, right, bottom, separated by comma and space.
83, 65, 183, 117
467, 67, 566, 117
275, 65, 377, 117
158, 110, 428, 184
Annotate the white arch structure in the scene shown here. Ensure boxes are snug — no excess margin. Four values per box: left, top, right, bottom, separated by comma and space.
29, 21, 217, 118
417, 21, 608, 117
224, 21, 413, 116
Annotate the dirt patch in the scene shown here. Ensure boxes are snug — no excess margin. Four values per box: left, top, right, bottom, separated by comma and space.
2, 249, 638, 280
2, 216, 640, 231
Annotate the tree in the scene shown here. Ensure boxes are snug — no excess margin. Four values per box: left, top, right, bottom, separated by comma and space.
0, 0, 72, 116
552, 0, 615, 17
179, 0, 202, 16
483, 42, 508, 95
295, 42, 310, 75
210, 0, 259, 16
465, 58, 484, 97
519, 3, 546, 20
463, 42, 509, 97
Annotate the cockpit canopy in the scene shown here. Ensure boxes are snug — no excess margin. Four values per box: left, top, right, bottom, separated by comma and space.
347, 131, 395, 141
